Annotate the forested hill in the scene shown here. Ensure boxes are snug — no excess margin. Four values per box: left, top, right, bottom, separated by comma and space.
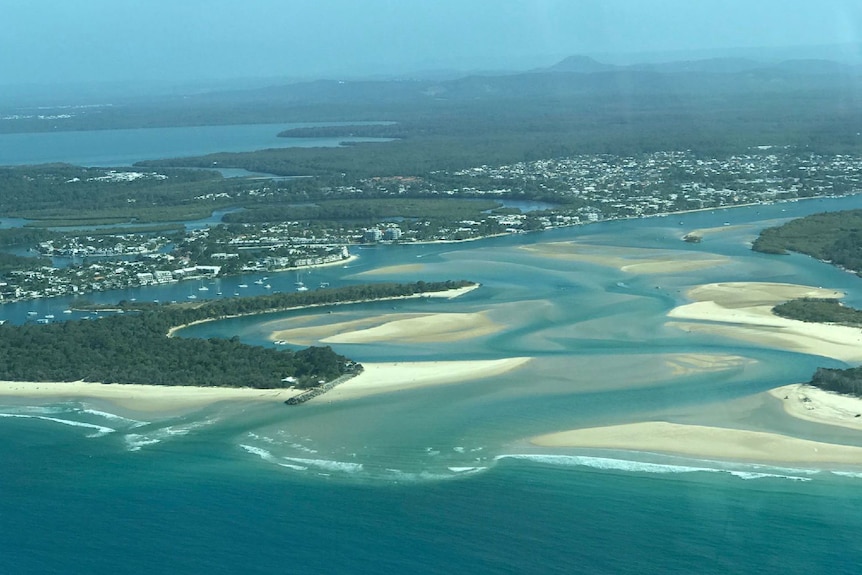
0, 281, 474, 389
752, 210, 862, 274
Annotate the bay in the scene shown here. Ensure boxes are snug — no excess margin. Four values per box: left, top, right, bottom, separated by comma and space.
2, 192, 862, 573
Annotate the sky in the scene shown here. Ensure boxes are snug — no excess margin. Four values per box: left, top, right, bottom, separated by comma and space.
1, 0, 860, 87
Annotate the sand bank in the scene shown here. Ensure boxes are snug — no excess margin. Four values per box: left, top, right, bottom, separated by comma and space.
319, 357, 532, 401
323, 311, 500, 344
0, 380, 302, 412
531, 421, 862, 465
770, 384, 862, 431
520, 242, 729, 274
667, 282, 862, 361
354, 263, 426, 277
663, 353, 756, 377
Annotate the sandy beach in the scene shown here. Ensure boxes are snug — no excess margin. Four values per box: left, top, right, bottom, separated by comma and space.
770, 383, 862, 431
318, 357, 532, 401
0, 380, 303, 412
531, 421, 862, 465
520, 241, 730, 274
667, 282, 862, 361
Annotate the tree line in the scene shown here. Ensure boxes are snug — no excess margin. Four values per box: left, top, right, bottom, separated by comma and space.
0, 280, 473, 389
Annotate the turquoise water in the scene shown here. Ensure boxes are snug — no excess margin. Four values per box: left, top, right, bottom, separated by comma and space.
3, 196, 862, 572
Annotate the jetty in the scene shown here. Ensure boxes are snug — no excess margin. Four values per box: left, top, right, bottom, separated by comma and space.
284, 367, 363, 405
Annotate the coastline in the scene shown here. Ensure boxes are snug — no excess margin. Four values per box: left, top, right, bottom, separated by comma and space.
770, 383, 862, 431
666, 282, 862, 361
0, 380, 304, 412
530, 421, 862, 466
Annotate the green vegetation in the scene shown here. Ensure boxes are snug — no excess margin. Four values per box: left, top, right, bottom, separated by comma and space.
757, 214, 862, 397
753, 210, 862, 273
0, 281, 472, 388
773, 298, 862, 327
0, 164, 232, 223
809, 367, 862, 398
223, 198, 502, 225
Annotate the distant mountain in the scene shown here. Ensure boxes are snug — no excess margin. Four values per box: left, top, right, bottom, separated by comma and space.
544, 56, 618, 74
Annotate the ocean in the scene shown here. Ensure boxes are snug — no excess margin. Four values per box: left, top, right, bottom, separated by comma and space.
2, 130, 862, 573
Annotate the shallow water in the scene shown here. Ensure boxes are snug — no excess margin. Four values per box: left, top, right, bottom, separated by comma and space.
4, 195, 862, 573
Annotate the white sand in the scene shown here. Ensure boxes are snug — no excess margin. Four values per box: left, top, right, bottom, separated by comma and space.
531, 421, 862, 465
0, 380, 302, 412
667, 282, 862, 361
770, 384, 862, 431
319, 357, 532, 401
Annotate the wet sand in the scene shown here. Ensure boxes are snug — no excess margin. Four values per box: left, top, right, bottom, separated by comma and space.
520, 241, 731, 274
531, 421, 862, 465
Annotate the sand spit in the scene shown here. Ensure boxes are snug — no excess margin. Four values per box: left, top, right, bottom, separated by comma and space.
0, 380, 303, 412
531, 421, 862, 465
770, 384, 862, 431
318, 357, 532, 402
519, 242, 730, 274
667, 282, 862, 361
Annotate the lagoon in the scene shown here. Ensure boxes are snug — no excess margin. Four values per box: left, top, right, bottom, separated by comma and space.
0, 121, 390, 168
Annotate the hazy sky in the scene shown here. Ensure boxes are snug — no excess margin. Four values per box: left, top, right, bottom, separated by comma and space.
2, 0, 860, 86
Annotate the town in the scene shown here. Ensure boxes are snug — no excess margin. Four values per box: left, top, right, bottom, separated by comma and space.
1, 146, 860, 304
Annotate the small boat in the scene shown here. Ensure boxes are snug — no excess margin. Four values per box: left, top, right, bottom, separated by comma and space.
44, 314, 55, 319
264, 284, 272, 289
187, 294, 197, 300
238, 284, 248, 288
296, 284, 308, 292
27, 311, 37, 316
254, 279, 264, 285
198, 285, 209, 291
36, 318, 49, 324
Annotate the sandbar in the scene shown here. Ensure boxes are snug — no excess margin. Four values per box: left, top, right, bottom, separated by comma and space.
531, 421, 862, 465
0, 380, 302, 412
520, 241, 730, 274
323, 311, 500, 344
354, 263, 426, 277
318, 357, 532, 401
667, 282, 862, 361
770, 384, 862, 431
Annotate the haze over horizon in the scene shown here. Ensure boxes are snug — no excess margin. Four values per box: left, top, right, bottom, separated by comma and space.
2, 0, 860, 93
